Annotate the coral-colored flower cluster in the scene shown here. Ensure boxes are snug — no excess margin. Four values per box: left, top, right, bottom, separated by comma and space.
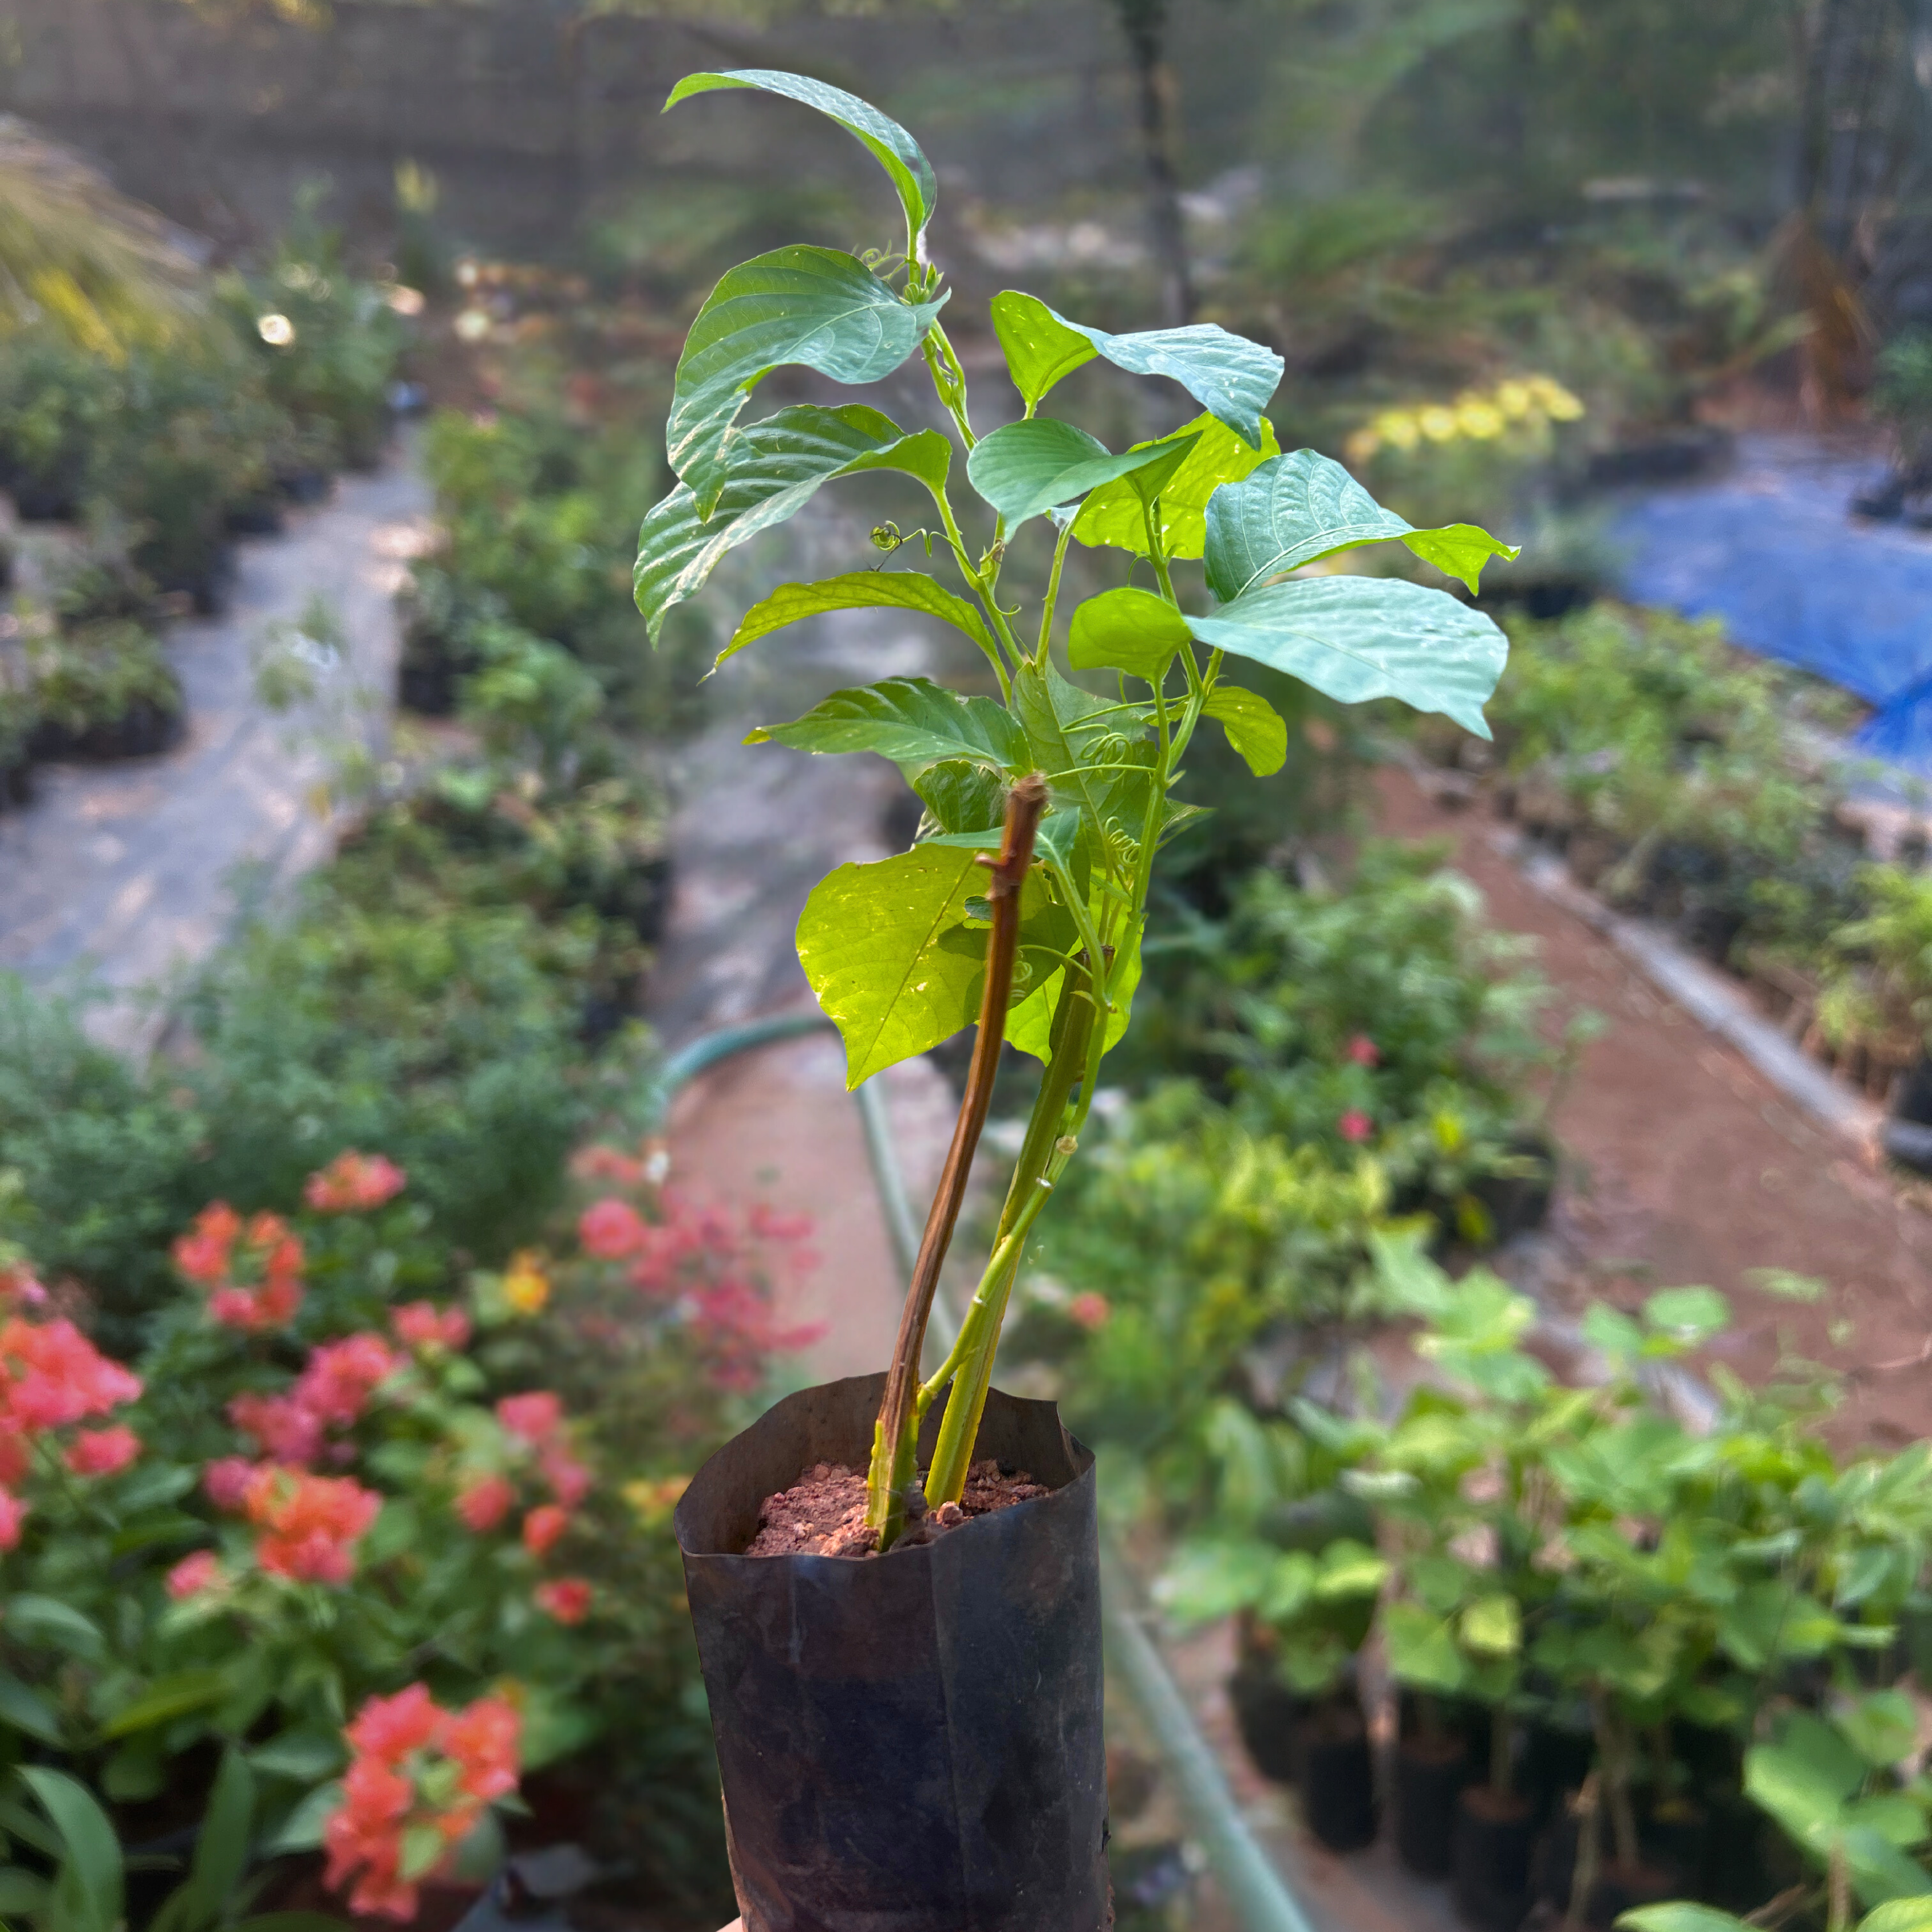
574, 1168, 823, 1392
324, 1684, 520, 1919
229, 1331, 402, 1465
305, 1151, 408, 1215
447, 1391, 594, 1623
392, 1301, 470, 1352
0, 1314, 144, 1546
239, 1464, 383, 1584
175, 1204, 305, 1331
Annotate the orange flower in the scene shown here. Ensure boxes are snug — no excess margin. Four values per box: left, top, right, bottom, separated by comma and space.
521, 1504, 569, 1558
534, 1577, 591, 1624
305, 1151, 408, 1214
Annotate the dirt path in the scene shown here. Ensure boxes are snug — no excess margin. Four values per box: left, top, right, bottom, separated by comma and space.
0, 453, 430, 1049
1376, 766, 1932, 1449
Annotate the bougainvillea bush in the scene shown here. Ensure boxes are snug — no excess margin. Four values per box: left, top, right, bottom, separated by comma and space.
0, 1143, 817, 1918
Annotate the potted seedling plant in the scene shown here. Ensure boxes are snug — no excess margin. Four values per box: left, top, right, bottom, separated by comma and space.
638, 70, 1514, 1931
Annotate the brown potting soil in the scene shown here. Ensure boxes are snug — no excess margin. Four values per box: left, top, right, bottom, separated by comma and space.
1462, 1785, 1533, 1825
743, 1458, 1052, 1557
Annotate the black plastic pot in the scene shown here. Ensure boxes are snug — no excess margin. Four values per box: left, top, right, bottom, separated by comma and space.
1453, 1788, 1533, 1932
1521, 1721, 1593, 1828
674, 1373, 1109, 1932
1228, 1660, 1304, 1785
1299, 1700, 1377, 1852
1397, 1736, 1471, 1878
1641, 1799, 1708, 1895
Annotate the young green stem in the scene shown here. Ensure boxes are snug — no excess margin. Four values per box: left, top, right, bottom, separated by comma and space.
1564, 1773, 1601, 1932
864, 772, 1049, 1548
923, 955, 1100, 1506
1590, 1698, 1642, 1872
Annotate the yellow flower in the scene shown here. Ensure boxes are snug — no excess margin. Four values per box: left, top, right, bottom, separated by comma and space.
1528, 375, 1585, 421
503, 1250, 550, 1315
1417, 405, 1459, 444
1344, 428, 1381, 465
1455, 400, 1506, 440
623, 1476, 691, 1524
1495, 379, 1534, 420
1378, 410, 1422, 452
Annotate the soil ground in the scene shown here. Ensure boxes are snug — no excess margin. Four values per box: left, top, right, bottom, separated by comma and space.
1375, 764, 1932, 1452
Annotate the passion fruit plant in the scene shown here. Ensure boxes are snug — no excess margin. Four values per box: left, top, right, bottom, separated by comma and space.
634, 69, 1517, 1548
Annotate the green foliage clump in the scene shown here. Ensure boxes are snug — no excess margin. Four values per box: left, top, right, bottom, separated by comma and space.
22, 617, 180, 744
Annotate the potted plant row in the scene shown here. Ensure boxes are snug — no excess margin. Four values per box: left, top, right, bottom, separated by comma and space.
1160, 1233, 1932, 1932
629, 68, 1516, 1932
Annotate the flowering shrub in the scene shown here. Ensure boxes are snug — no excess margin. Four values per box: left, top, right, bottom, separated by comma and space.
0, 1139, 817, 1912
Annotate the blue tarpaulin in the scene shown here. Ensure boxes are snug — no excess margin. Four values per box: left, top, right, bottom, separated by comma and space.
1611, 437, 1932, 769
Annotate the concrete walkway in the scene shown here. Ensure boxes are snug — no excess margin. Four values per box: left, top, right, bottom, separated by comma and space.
0, 455, 431, 1048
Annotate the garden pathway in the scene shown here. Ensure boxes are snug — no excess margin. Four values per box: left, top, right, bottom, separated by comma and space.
0, 454, 430, 1052
1377, 767, 1932, 1452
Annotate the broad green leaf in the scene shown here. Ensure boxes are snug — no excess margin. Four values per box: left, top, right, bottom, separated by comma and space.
664, 70, 938, 258
1315, 1539, 1391, 1597
181, 1749, 255, 1930
266, 1781, 341, 1854
1187, 575, 1508, 738
1643, 1286, 1730, 1344
1843, 1826, 1932, 1907
21, 1768, 123, 1932
401, 1821, 448, 1882
1067, 587, 1191, 681
248, 1728, 347, 1783
635, 404, 944, 642
0, 1669, 63, 1745
987, 291, 1281, 445
1203, 449, 1518, 600
1846, 1792, 1930, 1849
1405, 523, 1522, 594
718, 568, 989, 670
1073, 413, 1281, 560
1009, 660, 1156, 855
1861, 1899, 1932, 1932
6, 1594, 104, 1663
1153, 1538, 1277, 1623
966, 418, 1194, 528
748, 676, 1026, 774
100, 1666, 231, 1739
1005, 915, 1141, 1064
0, 1870, 50, 1914
1746, 1738, 1862, 1852
1201, 686, 1287, 776
799, 846, 1068, 1085
1619, 1906, 1755, 1932
665, 248, 946, 515
1383, 1603, 1466, 1692
1840, 1693, 1921, 1771
912, 760, 1006, 835
1461, 1593, 1522, 1657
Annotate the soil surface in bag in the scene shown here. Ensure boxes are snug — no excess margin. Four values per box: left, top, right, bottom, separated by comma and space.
675, 1373, 1109, 1932
745, 1459, 1052, 1556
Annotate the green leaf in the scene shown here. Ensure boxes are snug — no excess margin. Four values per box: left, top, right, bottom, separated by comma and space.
0, 1868, 50, 1914
233, 1918, 355, 1932
966, 418, 1196, 528
1009, 660, 1156, 852
1153, 1538, 1277, 1623
1187, 575, 1508, 738
1201, 686, 1287, 776
1861, 1899, 1932, 1932
665, 248, 946, 516
179, 1749, 254, 1931
99, 1667, 231, 1740
1404, 523, 1522, 594
1384, 1603, 1466, 1692
1840, 1693, 1922, 1771
1643, 1286, 1730, 1344
1619, 1906, 1755, 1932
748, 676, 1026, 774
5, 1595, 104, 1664
1315, 1539, 1390, 1598
635, 404, 944, 642
663, 70, 938, 258
1066, 587, 1191, 681
1844, 1826, 1932, 1907
0, 1669, 64, 1746
797, 844, 991, 1085
718, 568, 989, 670
20, 1768, 123, 1932
1073, 413, 1281, 560
987, 291, 1281, 445
1461, 1593, 1523, 1657
1747, 1737, 1863, 1852
1202, 449, 1518, 600
266, 1782, 340, 1854
912, 760, 1007, 835
400, 1821, 447, 1882
247, 1729, 347, 1784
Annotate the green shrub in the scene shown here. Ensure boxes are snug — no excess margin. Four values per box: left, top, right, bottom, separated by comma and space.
0, 329, 117, 517
23, 617, 180, 740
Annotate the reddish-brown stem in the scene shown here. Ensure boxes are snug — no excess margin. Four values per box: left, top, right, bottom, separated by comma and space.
864, 772, 1049, 1545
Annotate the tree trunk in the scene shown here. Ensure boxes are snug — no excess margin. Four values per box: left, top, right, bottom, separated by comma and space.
1116, 0, 1195, 327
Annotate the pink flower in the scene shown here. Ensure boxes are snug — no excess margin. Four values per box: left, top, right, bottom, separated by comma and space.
578, 1198, 649, 1260
244, 1466, 382, 1584
298, 1333, 402, 1427
66, 1424, 140, 1476
0, 1489, 26, 1551
173, 1203, 242, 1286
1345, 1034, 1380, 1067
521, 1504, 569, 1558
1338, 1109, 1374, 1144
0, 1317, 141, 1430
444, 1697, 520, 1803
346, 1682, 444, 1761
167, 1550, 223, 1599
456, 1474, 514, 1533
204, 1457, 257, 1511
392, 1302, 469, 1352
748, 1202, 815, 1242
228, 1390, 325, 1465
305, 1151, 407, 1214
1068, 1292, 1111, 1332
534, 1577, 592, 1624
496, 1392, 562, 1444
539, 1447, 592, 1508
